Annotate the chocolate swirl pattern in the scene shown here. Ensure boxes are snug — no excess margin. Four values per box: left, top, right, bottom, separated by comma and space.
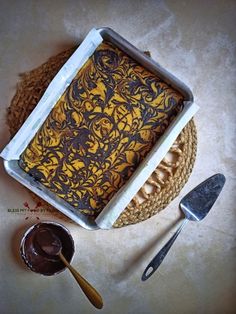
19, 42, 184, 217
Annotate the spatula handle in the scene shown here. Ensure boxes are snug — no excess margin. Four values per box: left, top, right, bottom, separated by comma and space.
142, 219, 188, 281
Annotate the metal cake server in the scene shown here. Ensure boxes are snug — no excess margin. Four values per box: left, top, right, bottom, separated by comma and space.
141, 173, 226, 281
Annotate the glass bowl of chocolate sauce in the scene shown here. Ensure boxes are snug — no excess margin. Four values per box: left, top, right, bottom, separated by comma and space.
20, 222, 74, 276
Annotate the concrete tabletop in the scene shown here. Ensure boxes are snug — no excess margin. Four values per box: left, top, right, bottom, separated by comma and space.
0, 1, 235, 313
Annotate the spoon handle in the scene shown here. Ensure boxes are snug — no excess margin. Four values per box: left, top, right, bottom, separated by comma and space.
59, 252, 103, 309
142, 219, 188, 281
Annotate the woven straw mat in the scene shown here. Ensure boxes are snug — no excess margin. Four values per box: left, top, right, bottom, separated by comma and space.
7, 46, 197, 228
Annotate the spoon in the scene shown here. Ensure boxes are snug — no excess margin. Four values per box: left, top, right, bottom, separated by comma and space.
142, 173, 226, 281
35, 229, 103, 309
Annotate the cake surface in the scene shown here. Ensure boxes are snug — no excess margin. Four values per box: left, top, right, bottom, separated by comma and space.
19, 42, 183, 216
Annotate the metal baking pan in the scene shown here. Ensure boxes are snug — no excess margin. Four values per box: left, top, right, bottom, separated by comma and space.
1, 27, 198, 230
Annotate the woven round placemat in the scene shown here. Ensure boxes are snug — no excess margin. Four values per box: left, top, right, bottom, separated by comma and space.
7, 46, 197, 228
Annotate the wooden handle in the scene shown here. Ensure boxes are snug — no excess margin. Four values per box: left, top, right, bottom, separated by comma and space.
59, 252, 103, 309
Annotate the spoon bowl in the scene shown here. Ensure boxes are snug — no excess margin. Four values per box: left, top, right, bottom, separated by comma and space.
35, 228, 62, 257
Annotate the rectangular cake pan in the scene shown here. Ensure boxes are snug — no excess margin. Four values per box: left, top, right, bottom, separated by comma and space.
1, 27, 199, 230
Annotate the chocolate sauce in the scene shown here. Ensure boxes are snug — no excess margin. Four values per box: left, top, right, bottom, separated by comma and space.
20, 222, 74, 276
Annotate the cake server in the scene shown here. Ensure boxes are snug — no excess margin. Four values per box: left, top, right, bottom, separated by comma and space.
141, 173, 226, 281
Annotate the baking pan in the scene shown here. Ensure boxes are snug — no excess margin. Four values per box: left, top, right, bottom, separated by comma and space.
1, 27, 198, 229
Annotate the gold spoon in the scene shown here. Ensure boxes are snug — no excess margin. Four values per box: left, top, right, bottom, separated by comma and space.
36, 228, 103, 309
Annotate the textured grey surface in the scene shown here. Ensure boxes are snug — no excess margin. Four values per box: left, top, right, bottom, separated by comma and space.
0, 1, 236, 313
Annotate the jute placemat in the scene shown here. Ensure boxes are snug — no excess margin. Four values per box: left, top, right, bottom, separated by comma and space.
7, 46, 197, 228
